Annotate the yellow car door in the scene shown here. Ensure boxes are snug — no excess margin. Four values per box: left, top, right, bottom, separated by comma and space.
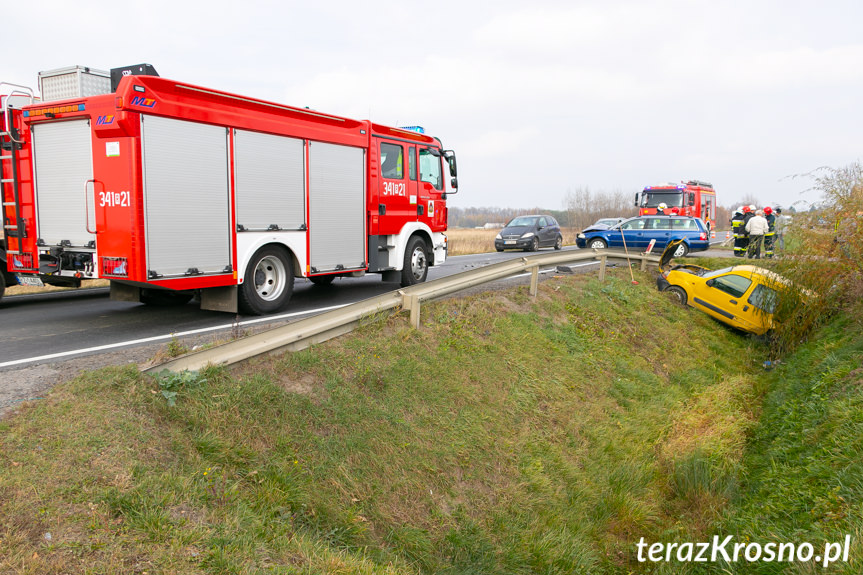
691, 272, 763, 333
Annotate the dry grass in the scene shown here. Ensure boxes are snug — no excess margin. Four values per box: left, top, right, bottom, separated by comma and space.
446, 227, 581, 256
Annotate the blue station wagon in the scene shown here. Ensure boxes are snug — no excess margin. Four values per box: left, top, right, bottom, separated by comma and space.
576, 215, 710, 257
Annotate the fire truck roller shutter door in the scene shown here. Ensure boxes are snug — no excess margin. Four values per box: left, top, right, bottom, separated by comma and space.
234, 130, 305, 231
308, 142, 365, 273
31, 119, 95, 247
141, 115, 231, 277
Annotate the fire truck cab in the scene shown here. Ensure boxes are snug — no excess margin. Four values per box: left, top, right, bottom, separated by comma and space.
636, 180, 716, 230
1, 65, 458, 313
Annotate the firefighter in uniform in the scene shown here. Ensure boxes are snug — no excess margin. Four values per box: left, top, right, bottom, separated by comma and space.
763, 206, 776, 257
731, 206, 746, 257
741, 206, 754, 256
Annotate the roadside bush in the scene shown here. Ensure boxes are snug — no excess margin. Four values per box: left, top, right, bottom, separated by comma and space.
770, 162, 863, 356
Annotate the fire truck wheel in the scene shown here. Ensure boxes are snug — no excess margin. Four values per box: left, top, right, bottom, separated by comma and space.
140, 289, 193, 306
554, 235, 563, 250
401, 236, 429, 287
0, 272, 5, 302
240, 245, 294, 315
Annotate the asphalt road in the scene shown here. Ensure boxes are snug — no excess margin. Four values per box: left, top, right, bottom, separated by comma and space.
0, 243, 731, 370
0, 247, 590, 369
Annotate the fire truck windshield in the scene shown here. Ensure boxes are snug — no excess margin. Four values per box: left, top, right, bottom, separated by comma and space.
641, 191, 683, 208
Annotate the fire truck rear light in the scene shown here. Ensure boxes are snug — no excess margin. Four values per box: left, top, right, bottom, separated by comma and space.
10, 253, 35, 270
101, 257, 128, 277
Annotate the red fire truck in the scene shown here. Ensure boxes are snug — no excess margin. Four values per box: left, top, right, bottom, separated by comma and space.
635, 180, 716, 229
1, 66, 458, 314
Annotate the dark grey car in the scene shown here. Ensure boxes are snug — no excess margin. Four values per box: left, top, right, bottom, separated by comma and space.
494, 215, 563, 252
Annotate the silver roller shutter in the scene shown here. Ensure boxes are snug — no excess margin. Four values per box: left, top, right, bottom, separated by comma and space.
234, 130, 305, 231
32, 119, 95, 247
308, 142, 365, 273
141, 115, 231, 277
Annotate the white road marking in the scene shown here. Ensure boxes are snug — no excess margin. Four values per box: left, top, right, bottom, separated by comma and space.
0, 303, 350, 369
1, 253, 601, 369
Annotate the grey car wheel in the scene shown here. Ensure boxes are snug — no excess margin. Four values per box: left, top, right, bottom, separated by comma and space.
554, 235, 563, 250
588, 238, 607, 249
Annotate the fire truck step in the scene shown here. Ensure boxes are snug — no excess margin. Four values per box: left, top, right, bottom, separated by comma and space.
0, 155, 12, 160
1, 178, 14, 183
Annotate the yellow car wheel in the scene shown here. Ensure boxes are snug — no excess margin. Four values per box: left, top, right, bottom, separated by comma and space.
665, 285, 688, 305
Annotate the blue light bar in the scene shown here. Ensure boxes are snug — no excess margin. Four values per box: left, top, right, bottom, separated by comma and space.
23, 103, 85, 118
399, 125, 425, 134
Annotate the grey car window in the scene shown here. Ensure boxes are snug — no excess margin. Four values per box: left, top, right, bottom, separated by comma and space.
711, 274, 752, 298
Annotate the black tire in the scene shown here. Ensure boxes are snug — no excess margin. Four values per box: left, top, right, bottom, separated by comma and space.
554, 235, 563, 250
0, 271, 5, 303
239, 245, 294, 315
140, 289, 193, 306
665, 285, 688, 305
588, 238, 607, 249
525, 237, 539, 252
309, 275, 336, 286
496, 247, 504, 252
401, 236, 429, 287
672, 242, 689, 258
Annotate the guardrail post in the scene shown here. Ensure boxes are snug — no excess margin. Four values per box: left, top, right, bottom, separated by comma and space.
598, 255, 607, 281
529, 265, 539, 297
640, 254, 648, 271
401, 293, 421, 329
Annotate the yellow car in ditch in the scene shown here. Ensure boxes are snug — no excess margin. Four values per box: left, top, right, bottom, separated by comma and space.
656, 240, 785, 335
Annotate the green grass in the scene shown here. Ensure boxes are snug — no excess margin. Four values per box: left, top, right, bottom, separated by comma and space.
714, 304, 863, 574
0, 267, 842, 574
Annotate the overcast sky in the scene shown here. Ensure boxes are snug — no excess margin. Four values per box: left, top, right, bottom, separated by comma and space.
5, 0, 862, 212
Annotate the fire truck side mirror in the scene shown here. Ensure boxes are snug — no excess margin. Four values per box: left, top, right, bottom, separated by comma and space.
688, 192, 696, 206
451, 177, 458, 190
634, 193, 639, 207
444, 150, 457, 177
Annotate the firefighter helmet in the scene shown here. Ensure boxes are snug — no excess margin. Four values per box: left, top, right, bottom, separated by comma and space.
658, 203, 667, 211
742, 206, 751, 213
764, 206, 773, 215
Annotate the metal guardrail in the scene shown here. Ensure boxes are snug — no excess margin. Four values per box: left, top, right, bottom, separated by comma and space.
143, 248, 660, 374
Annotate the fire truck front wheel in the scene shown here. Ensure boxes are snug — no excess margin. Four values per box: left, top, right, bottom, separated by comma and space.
0, 271, 5, 303
240, 245, 294, 315
401, 236, 429, 287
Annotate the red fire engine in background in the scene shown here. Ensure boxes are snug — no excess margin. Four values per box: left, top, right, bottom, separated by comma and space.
1, 65, 458, 313
635, 180, 716, 229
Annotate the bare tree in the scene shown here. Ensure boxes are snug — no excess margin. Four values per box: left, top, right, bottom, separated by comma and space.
563, 187, 638, 231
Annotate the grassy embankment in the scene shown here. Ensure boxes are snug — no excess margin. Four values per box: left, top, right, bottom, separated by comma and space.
0, 263, 795, 574
1, 225, 860, 573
